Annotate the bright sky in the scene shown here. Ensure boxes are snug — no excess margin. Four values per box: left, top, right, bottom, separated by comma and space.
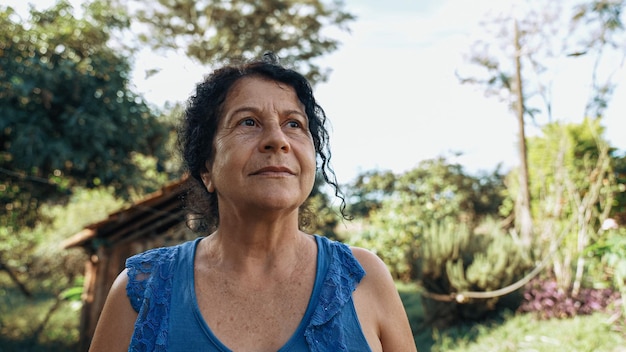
6, 0, 626, 185
311, 0, 626, 184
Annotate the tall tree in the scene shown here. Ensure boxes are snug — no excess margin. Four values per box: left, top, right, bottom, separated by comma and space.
513, 19, 533, 246
125, 0, 355, 84
457, 0, 626, 246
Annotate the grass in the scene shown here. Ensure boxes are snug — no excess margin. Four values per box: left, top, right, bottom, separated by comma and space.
0, 286, 80, 352
1, 281, 624, 351
440, 313, 626, 352
398, 282, 626, 352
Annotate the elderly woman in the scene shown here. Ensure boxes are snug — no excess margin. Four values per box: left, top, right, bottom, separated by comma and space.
89, 53, 416, 352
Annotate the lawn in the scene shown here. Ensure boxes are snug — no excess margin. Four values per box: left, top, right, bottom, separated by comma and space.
398, 283, 626, 352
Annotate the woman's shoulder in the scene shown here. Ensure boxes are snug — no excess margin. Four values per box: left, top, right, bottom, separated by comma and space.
125, 238, 200, 311
317, 236, 386, 279
322, 237, 398, 297
317, 236, 366, 280
126, 238, 200, 269
344, 244, 418, 351
348, 246, 390, 278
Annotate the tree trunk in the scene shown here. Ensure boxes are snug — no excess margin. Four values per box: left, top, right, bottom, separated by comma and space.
514, 19, 533, 247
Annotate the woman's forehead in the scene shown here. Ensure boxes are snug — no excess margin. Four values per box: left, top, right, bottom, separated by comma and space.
221, 76, 303, 114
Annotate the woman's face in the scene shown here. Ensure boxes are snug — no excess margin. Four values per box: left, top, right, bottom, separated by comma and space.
201, 76, 316, 219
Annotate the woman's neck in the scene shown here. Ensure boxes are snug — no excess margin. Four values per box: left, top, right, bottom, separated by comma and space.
199, 216, 311, 278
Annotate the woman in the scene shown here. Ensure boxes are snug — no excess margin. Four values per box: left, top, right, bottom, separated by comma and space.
89, 53, 417, 351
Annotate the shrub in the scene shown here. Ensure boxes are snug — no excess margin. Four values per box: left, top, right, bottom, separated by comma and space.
518, 278, 622, 319
411, 218, 533, 328
344, 158, 506, 281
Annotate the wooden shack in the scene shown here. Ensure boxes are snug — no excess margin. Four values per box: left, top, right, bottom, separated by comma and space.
63, 177, 197, 351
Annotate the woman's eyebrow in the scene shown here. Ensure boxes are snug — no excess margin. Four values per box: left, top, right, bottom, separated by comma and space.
283, 109, 308, 119
222, 106, 258, 124
226, 106, 307, 120
229, 106, 258, 115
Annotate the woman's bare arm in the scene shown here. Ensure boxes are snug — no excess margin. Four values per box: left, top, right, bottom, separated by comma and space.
89, 269, 138, 352
352, 247, 418, 352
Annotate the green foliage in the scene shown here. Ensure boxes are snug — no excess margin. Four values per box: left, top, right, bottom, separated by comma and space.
346, 169, 396, 218
59, 285, 83, 302
301, 173, 341, 240
611, 152, 626, 224
127, 0, 355, 84
514, 119, 619, 292
585, 227, 626, 316
460, 0, 626, 251
526, 119, 613, 222
586, 228, 626, 286
0, 287, 80, 351
0, 1, 172, 228
346, 157, 506, 280
412, 218, 532, 328
1, 187, 124, 296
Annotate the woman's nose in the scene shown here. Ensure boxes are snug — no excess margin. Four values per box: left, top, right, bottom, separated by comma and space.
260, 124, 290, 152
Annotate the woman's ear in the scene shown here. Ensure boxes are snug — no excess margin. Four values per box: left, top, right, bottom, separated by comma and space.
200, 163, 215, 193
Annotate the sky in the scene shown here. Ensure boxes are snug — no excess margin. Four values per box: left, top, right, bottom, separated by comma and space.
6, 0, 626, 185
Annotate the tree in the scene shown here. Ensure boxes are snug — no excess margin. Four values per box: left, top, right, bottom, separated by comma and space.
458, 0, 626, 246
512, 19, 533, 247
301, 173, 342, 240
0, 1, 178, 301
346, 169, 396, 218
0, 1, 172, 229
125, 0, 355, 84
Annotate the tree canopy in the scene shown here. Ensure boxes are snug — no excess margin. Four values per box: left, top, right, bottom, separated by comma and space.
0, 1, 171, 227
126, 0, 355, 84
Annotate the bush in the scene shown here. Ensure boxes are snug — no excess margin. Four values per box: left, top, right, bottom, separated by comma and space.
344, 158, 506, 281
412, 218, 533, 328
518, 278, 622, 319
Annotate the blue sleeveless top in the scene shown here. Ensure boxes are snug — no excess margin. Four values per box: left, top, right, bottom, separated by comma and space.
125, 235, 372, 351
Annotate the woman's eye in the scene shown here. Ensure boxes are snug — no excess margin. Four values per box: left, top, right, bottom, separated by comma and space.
286, 120, 301, 128
239, 118, 256, 127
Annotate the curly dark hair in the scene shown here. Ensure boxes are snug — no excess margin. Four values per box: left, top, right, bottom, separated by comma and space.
179, 52, 346, 232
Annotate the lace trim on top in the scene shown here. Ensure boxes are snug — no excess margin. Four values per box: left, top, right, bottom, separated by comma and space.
126, 245, 179, 352
305, 240, 366, 351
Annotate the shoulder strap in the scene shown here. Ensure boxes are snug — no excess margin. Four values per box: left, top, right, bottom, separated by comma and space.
126, 241, 200, 352
305, 236, 366, 351
125, 246, 178, 312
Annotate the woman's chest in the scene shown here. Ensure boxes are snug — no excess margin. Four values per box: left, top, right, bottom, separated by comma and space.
194, 268, 316, 351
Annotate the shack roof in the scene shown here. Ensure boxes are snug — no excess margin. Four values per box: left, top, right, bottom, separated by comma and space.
63, 177, 191, 250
